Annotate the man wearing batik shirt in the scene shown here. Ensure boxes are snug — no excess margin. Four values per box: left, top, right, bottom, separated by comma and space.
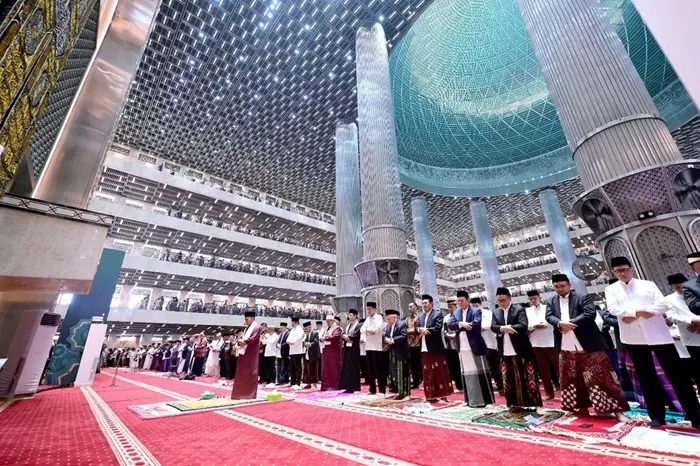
606, 256, 700, 428
546, 274, 628, 420
405, 302, 423, 389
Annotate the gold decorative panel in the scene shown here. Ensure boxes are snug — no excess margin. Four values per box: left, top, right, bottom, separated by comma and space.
0, 0, 97, 192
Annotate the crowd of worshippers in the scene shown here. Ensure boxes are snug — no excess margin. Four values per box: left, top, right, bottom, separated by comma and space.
224, 252, 700, 429
157, 250, 335, 286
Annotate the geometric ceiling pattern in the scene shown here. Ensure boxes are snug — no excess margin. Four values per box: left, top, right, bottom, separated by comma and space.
113, 0, 435, 214
391, 0, 697, 196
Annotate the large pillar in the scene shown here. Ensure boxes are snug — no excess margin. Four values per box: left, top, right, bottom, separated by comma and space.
332, 122, 364, 317
411, 197, 439, 307
354, 23, 417, 317
148, 288, 163, 310
470, 201, 501, 306
539, 190, 587, 293
516, 0, 700, 293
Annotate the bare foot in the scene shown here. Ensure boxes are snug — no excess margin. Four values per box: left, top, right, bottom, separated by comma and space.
614, 412, 630, 423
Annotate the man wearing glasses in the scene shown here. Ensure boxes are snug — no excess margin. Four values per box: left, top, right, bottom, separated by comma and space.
605, 257, 700, 429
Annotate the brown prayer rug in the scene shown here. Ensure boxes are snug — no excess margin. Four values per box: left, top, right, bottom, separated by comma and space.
356, 396, 421, 408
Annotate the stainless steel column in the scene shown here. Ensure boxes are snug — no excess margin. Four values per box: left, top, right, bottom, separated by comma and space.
539, 189, 587, 293
411, 196, 439, 307
332, 122, 363, 317
470, 200, 501, 306
354, 23, 417, 316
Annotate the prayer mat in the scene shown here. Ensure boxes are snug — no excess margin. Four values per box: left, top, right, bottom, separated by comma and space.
419, 404, 507, 423
472, 409, 565, 430
533, 413, 640, 444
620, 426, 700, 456
297, 390, 350, 401
129, 396, 273, 419
167, 397, 266, 412
624, 406, 687, 424
356, 396, 421, 408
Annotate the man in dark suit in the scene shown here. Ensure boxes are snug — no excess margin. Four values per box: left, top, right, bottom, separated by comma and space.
417, 294, 454, 402
339, 309, 362, 393
491, 287, 542, 410
546, 274, 629, 420
448, 290, 494, 407
302, 321, 321, 389
384, 309, 411, 399
276, 322, 290, 385
683, 252, 700, 318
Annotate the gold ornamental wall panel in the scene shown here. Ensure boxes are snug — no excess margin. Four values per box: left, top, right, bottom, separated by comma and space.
0, 0, 97, 192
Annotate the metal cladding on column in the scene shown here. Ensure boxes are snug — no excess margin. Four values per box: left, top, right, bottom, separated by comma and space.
539, 189, 587, 293
470, 200, 501, 306
516, 0, 700, 294
354, 23, 417, 316
411, 196, 439, 306
515, 0, 682, 188
332, 122, 363, 316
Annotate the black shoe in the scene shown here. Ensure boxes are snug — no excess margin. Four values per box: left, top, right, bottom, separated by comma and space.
649, 418, 666, 427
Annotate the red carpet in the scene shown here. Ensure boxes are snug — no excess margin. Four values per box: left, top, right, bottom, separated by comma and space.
0, 388, 118, 466
92, 372, 362, 465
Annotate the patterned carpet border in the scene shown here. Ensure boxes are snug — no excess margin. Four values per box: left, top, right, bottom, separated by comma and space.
295, 399, 700, 466
81, 386, 160, 466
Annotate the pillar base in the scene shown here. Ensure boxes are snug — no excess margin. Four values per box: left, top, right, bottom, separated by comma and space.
331, 295, 363, 319
361, 285, 416, 318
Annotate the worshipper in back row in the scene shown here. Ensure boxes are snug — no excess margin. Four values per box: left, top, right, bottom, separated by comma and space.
361, 302, 387, 395
276, 322, 290, 385
220, 335, 233, 379
546, 274, 628, 421
418, 294, 454, 402
405, 302, 423, 389
383, 309, 411, 400
258, 323, 268, 381
287, 317, 305, 390
682, 252, 700, 315
231, 311, 262, 399
205, 333, 224, 377
261, 327, 278, 387
606, 257, 700, 428
143, 345, 155, 371
449, 290, 494, 407
472, 297, 503, 396
321, 315, 342, 391
302, 321, 320, 389
526, 289, 559, 400
491, 287, 542, 411
190, 333, 208, 376
339, 309, 362, 393
443, 300, 463, 393
652, 273, 700, 393
316, 320, 325, 380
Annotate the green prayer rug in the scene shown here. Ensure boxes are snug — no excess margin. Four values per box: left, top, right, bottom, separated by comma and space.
420, 404, 507, 423
472, 409, 566, 430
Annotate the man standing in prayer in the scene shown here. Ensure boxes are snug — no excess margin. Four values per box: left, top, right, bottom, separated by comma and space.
652, 273, 700, 395
418, 294, 454, 402
276, 322, 290, 385
302, 322, 320, 389
405, 302, 423, 389
361, 302, 387, 395
231, 311, 262, 399
546, 274, 629, 420
449, 290, 494, 407
472, 297, 503, 395
261, 327, 278, 387
384, 309, 411, 400
321, 314, 343, 390
189, 333, 208, 377
444, 300, 463, 393
316, 320, 325, 380
526, 289, 559, 400
683, 252, 700, 315
258, 323, 268, 383
339, 309, 362, 393
606, 257, 700, 428
205, 333, 224, 377
491, 287, 542, 411
287, 317, 305, 390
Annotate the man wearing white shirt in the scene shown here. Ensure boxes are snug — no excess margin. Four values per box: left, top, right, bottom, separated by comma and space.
472, 297, 503, 396
605, 257, 700, 428
526, 290, 558, 400
286, 317, 305, 389
360, 302, 387, 395
261, 327, 278, 388
547, 274, 628, 420
651, 273, 700, 393
682, 252, 700, 316
316, 321, 325, 380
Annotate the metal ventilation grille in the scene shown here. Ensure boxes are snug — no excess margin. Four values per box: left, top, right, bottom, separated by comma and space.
634, 226, 692, 295
28, 1, 99, 178
40, 312, 62, 327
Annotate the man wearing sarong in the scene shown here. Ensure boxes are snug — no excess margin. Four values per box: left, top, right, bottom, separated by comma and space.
491, 287, 542, 411
546, 274, 629, 421
449, 290, 494, 407
384, 309, 411, 400
418, 294, 454, 402
231, 311, 262, 399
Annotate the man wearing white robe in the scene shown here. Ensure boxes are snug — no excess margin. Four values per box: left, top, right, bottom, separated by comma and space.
205, 333, 224, 377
